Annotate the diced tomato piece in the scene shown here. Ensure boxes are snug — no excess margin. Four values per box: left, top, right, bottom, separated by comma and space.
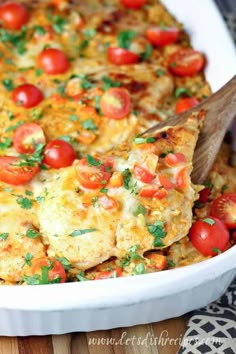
139, 185, 167, 199
95, 267, 122, 280
146, 27, 179, 46
133, 164, 155, 184
158, 174, 175, 190
100, 88, 131, 119
120, 0, 146, 9
169, 49, 205, 77
164, 153, 186, 166
98, 195, 119, 210
109, 172, 123, 188
175, 97, 199, 114
31, 257, 67, 284
107, 47, 139, 65
198, 187, 211, 203
146, 254, 167, 270
176, 167, 189, 189
0, 156, 39, 185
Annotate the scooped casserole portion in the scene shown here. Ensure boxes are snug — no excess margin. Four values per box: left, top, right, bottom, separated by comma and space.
0, 0, 235, 285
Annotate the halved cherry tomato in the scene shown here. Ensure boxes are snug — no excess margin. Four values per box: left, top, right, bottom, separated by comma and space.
0, 156, 39, 185
146, 27, 179, 46
175, 97, 199, 114
232, 231, 236, 242
175, 167, 188, 190
169, 49, 205, 77
13, 123, 46, 154
100, 88, 131, 119
95, 267, 122, 280
107, 47, 139, 65
189, 217, 230, 256
31, 257, 66, 284
210, 193, 236, 229
76, 158, 112, 190
37, 48, 70, 75
98, 195, 119, 210
120, 0, 146, 9
133, 164, 155, 184
198, 187, 211, 203
0, 2, 29, 30
146, 253, 167, 270
164, 152, 186, 167
43, 139, 76, 169
12, 84, 44, 109
139, 185, 167, 199
158, 174, 175, 190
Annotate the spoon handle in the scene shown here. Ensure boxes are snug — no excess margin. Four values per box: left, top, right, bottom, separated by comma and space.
192, 75, 236, 184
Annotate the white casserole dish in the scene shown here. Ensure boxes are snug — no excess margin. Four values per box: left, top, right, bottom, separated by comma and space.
0, 0, 235, 336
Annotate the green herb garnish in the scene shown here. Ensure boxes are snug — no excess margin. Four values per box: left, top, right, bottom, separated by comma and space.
147, 221, 166, 247
81, 118, 97, 131
69, 229, 97, 237
118, 30, 136, 49
87, 155, 103, 167
203, 218, 215, 226
174, 87, 192, 98
0, 138, 12, 150
26, 229, 40, 239
102, 76, 121, 91
0, 233, 9, 241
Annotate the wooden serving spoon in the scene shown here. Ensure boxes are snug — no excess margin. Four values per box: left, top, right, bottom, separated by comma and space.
142, 75, 236, 184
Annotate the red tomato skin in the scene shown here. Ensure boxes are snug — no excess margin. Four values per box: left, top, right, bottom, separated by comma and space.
13, 123, 46, 154
164, 153, 186, 167
189, 217, 230, 256
100, 88, 131, 120
95, 267, 122, 280
76, 158, 111, 190
158, 174, 175, 190
0, 156, 39, 185
139, 185, 167, 199
98, 195, 119, 210
107, 47, 139, 65
169, 49, 205, 77
210, 193, 236, 229
176, 167, 188, 190
120, 0, 146, 9
146, 254, 167, 270
43, 140, 76, 169
37, 48, 70, 75
146, 27, 179, 46
0, 2, 29, 30
31, 257, 66, 283
199, 187, 211, 203
175, 97, 199, 114
133, 165, 155, 184
12, 84, 44, 109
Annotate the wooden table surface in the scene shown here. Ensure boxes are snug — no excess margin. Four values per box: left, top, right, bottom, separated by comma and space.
0, 316, 189, 354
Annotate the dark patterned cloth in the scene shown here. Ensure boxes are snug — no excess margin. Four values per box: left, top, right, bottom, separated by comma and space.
178, 2, 236, 353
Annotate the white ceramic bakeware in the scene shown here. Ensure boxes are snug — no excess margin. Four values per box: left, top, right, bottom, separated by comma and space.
0, 0, 235, 336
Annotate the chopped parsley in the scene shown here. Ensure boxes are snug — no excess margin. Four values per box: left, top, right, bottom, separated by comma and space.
174, 87, 192, 98
118, 30, 136, 49
212, 247, 222, 255
2, 79, 14, 91
33, 25, 46, 36
133, 263, 146, 275
79, 74, 95, 90
78, 39, 89, 56
56, 257, 71, 271
35, 68, 43, 77
70, 114, 79, 122
100, 187, 108, 194
16, 197, 33, 210
23, 262, 61, 285
0, 27, 28, 54
133, 204, 147, 217
5, 120, 24, 133
7, 111, 14, 120
36, 196, 45, 204
0, 137, 12, 150
16, 143, 45, 167
25, 190, 33, 196
140, 43, 152, 60
47, 9, 67, 34
94, 95, 102, 115
147, 221, 166, 247
159, 150, 174, 158
0, 233, 9, 241
76, 271, 89, 281
69, 229, 97, 237
221, 185, 228, 193
167, 259, 176, 268
133, 136, 155, 144
156, 69, 165, 77
26, 229, 40, 239
81, 118, 97, 131
170, 62, 177, 68
102, 76, 121, 91
87, 155, 103, 167
120, 245, 143, 267
203, 218, 215, 226
122, 168, 132, 190
24, 253, 33, 266
83, 28, 97, 38
159, 21, 167, 31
